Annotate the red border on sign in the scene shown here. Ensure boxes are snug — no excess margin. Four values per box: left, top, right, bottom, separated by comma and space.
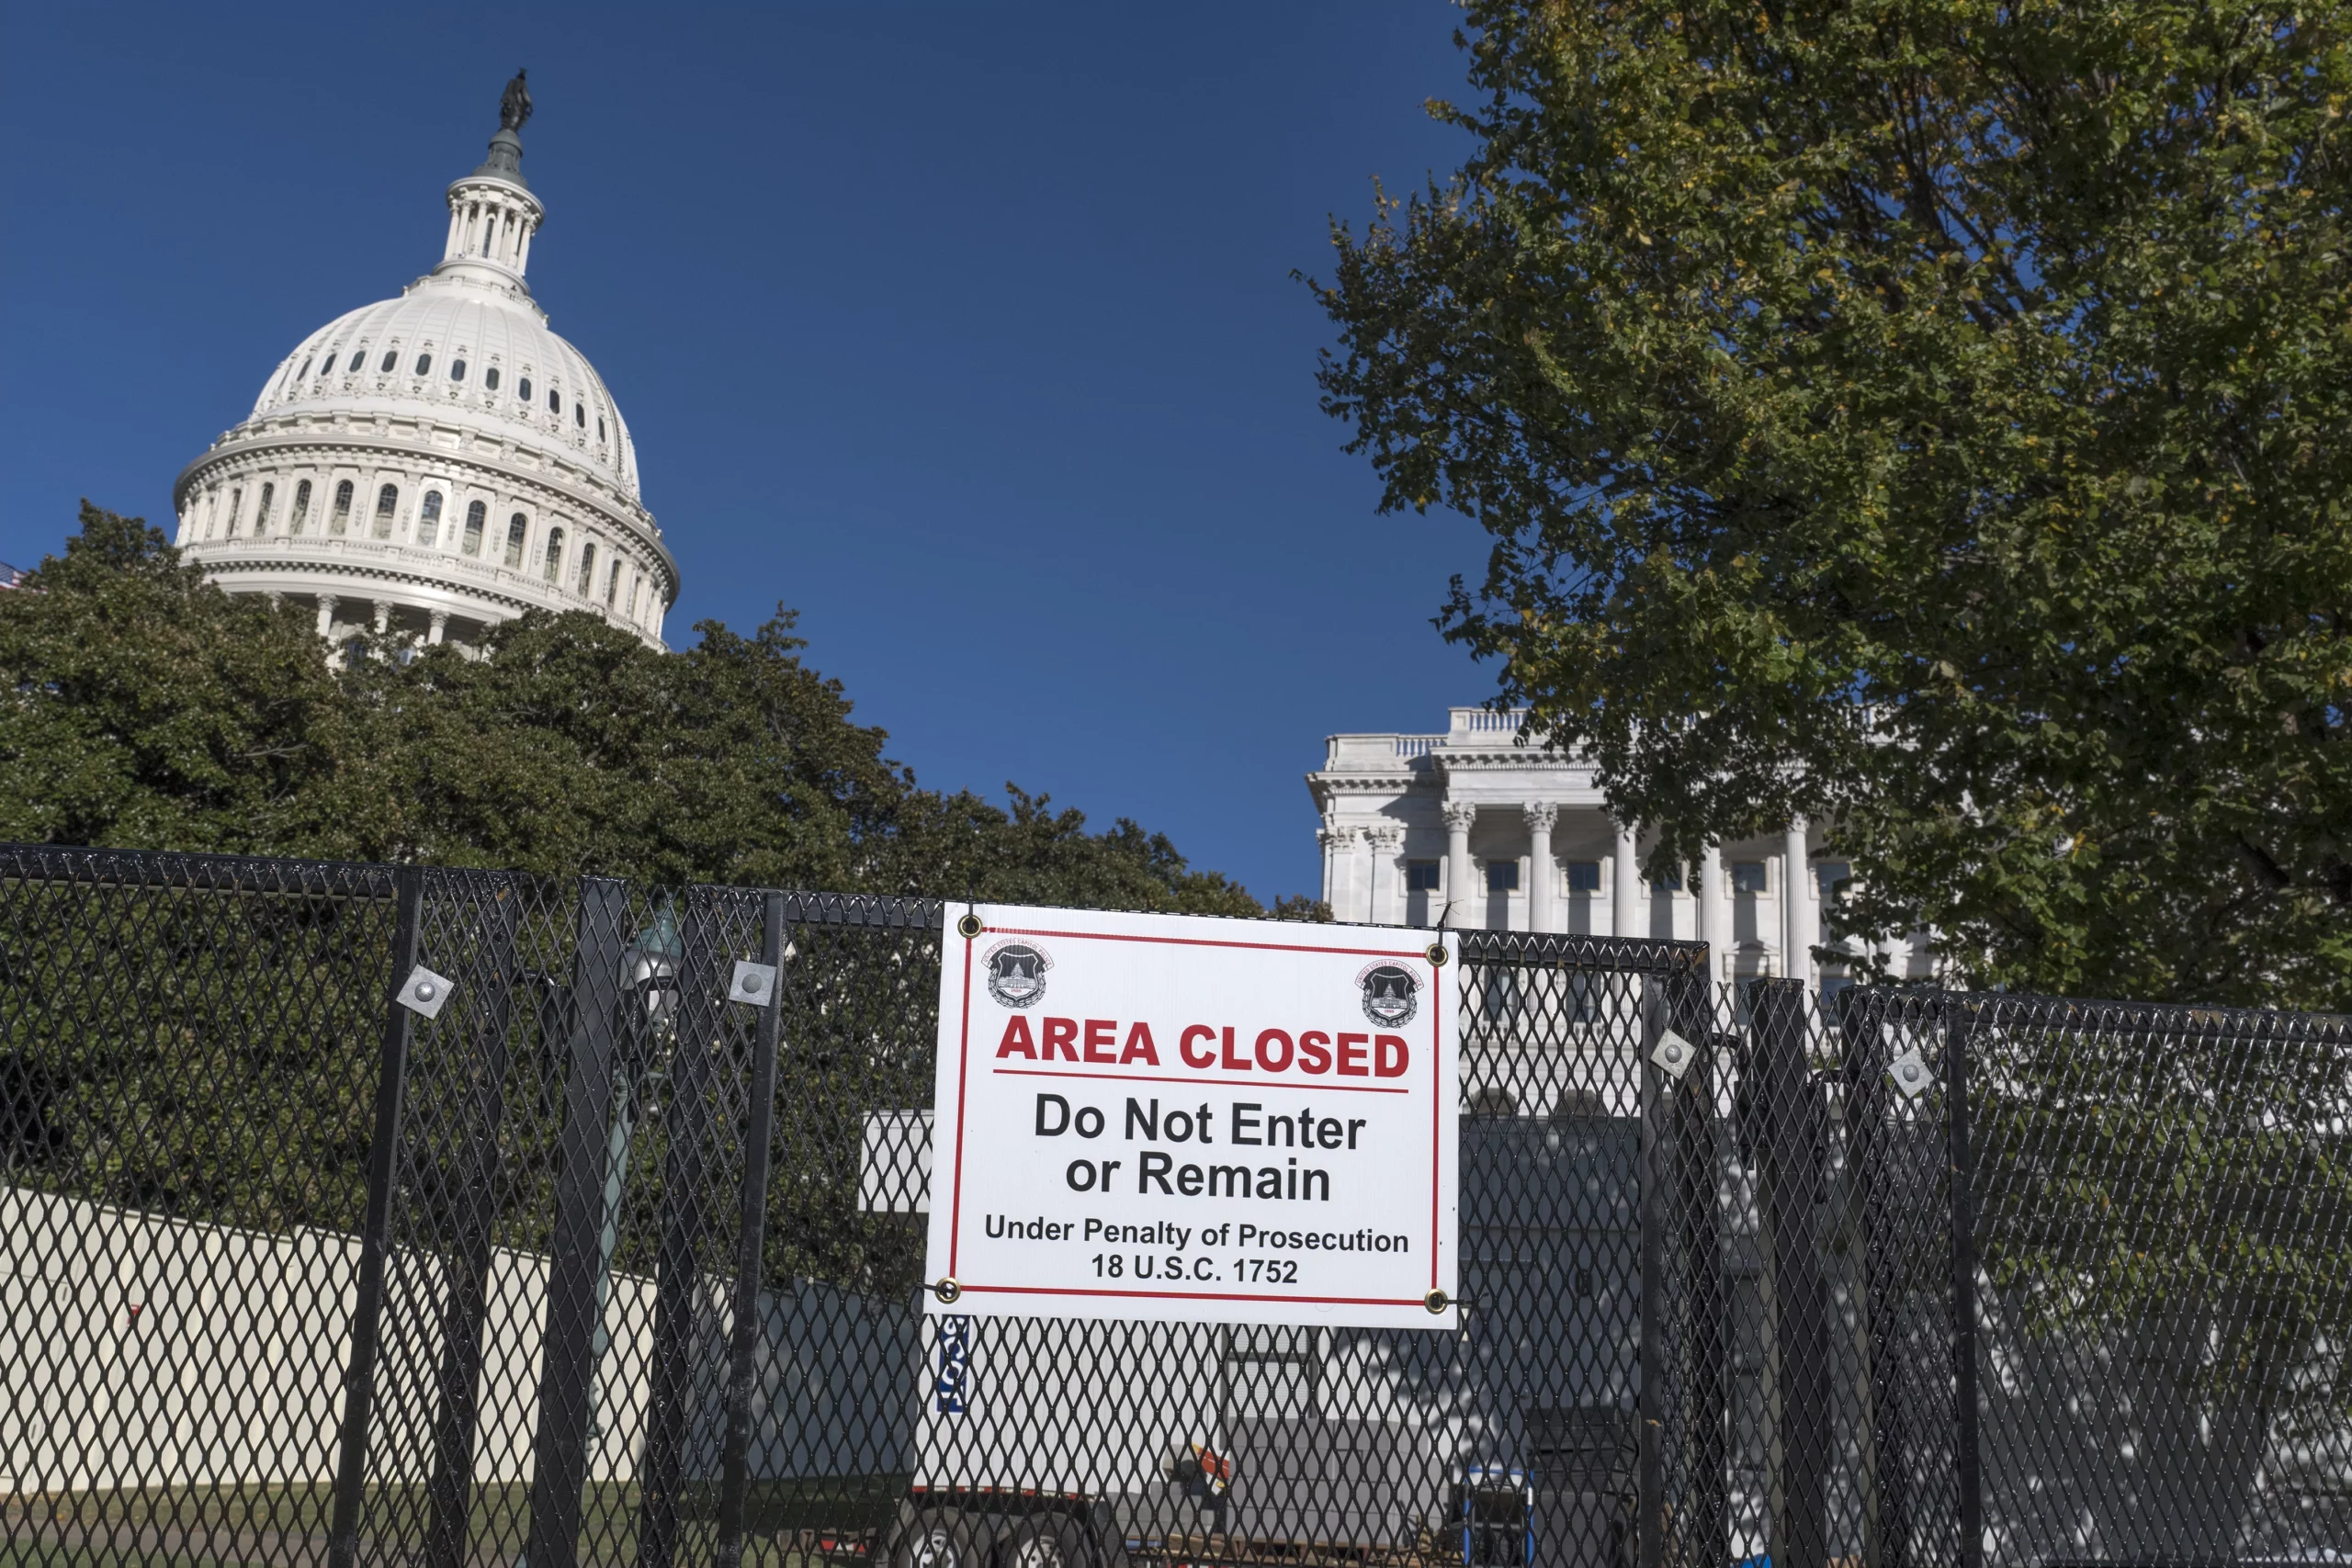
945, 917, 1449, 1311
959, 1283, 1423, 1308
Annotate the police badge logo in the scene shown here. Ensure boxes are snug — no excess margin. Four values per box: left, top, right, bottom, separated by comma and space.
983, 941, 1052, 1009
1357, 962, 1419, 1027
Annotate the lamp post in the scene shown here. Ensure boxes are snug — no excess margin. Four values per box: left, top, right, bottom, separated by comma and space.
581, 902, 682, 1450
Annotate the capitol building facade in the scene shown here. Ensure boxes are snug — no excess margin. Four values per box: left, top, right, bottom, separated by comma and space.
171, 75, 677, 650
1308, 708, 1929, 991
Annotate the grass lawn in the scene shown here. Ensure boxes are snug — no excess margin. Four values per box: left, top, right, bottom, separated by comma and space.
0, 1549, 237, 1568
5, 1474, 910, 1568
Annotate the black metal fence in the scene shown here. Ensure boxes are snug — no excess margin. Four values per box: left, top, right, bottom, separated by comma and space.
1, 847, 2346, 1568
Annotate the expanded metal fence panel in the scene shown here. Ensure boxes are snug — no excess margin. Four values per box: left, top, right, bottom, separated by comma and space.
1835, 989, 1973, 1568
6, 843, 2350, 1568
0, 849, 399, 1567
1955, 993, 2352, 1565
1639, 981, 1911, 1568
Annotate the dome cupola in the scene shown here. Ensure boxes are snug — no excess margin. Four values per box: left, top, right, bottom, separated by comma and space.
172, 72, 678, 651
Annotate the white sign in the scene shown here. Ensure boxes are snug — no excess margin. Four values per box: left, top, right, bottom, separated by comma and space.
923, 902, 1460, 1330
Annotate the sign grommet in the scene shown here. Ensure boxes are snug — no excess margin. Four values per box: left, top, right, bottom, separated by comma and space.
933, 1277, 962, 1303
1424, 1289, 1451, 1314
956, 912, 984, 940
1426, 942, 1447, 966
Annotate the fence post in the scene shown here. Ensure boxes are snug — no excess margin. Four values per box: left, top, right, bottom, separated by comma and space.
715, 891, 786, 1568
638, 890, 730, 1568
1636, 976, 1668, 1568
327, 863, 426, 1568
1672, 967, 1728, 1568
1752, 980, 1829, 1568
523, 877, 635, 1568
1838, 988, 1907, 1568
1947, 1001, 1984, 1568
422, 885, 524, 1568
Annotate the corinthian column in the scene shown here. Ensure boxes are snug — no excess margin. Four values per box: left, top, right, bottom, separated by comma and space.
1522, 801, 1558, 934
1442, 801, 1478, 929
1700, 841, 1730, 982
1784, 817, 1815, 991
1611, 818, 1642, 941
1317, 822, 1351, 912
1365, 825, 1403, 925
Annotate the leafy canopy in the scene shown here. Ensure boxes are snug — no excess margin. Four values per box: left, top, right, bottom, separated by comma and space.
1313, 0, 2352, 1006
0, 503, 1288, 919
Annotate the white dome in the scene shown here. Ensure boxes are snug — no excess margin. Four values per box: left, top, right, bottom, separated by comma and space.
253, 284, 644, 503
172, 81, 678, 652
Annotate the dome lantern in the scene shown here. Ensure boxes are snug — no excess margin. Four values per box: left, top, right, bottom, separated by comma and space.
433, 72, 547, 301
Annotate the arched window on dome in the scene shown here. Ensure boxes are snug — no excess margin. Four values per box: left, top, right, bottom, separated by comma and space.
543, 527, 565, 583
290, 479, 311, 536
575, 541, 596, 595
414, 353, 433, 378
374, 483, 399, 539
298, 358, 313, 382
518, 377, 533, 404
331, 480, 354, 535
504, 513, 527, 567
485, 367, 502, 392
255, 482, 275, 535
223, 487, 243, 539
450, 359, 467, 382
605, 558, 622, 605
575, 401, 585, 429
597, 417, 606, 443
417, 491, 444, 547
379, 351, 398, 374
549, 389, 561, 414
462, 501, 486, 556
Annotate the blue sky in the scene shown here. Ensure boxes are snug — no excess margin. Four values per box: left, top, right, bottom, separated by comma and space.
0, 4, 1496, 905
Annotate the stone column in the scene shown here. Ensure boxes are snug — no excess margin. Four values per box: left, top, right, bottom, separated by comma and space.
1522, 802, 1558, 935
428, 610, 449, 646
371, 600, 392, 636
1365, 826, 1403, 926
315, 594, 337, 638
1611, 818, 1642, 941
1442, 801, 1478, 929
1783, 818, 1815, 990
1323, 823, 1366, 920
1700, 842, 1731, 983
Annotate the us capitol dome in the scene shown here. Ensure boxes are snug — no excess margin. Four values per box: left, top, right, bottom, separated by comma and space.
173, 72, 679, 649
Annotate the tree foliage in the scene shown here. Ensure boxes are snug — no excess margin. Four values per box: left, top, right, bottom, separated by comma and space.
1313, 0, 2352, 1005
0, 503, 1281, 918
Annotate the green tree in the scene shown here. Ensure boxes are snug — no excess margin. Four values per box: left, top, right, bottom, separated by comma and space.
0, 502, 353, 853
1312, 0, 2352, 1006
0, 504, 1289, 917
